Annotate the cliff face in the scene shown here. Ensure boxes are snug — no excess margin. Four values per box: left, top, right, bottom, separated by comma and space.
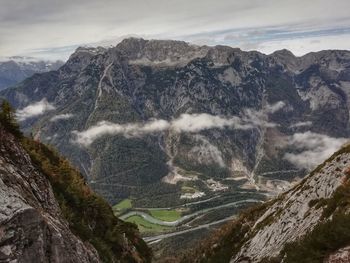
0, 124, 151, 263
0, 126, 99, 262
231, 148, 350, 262
179, 144, 350, 263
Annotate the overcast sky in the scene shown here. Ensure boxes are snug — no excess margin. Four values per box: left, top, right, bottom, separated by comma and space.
1, 0, 350, 60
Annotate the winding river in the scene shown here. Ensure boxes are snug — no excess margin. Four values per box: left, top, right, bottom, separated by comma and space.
120, 199, 261, 227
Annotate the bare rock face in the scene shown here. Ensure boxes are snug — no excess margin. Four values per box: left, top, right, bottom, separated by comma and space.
231, 150, 350, 262
116, 38, 210, 66
0, 126, 100, 263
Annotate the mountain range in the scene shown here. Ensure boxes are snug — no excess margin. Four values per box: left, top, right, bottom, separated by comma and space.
1, 38, 350, 257
0, 56, 63, 90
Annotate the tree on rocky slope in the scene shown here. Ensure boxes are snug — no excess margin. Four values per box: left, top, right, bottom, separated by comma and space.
0, 100, 21, 137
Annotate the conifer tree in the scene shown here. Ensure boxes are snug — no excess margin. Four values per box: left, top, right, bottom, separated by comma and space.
0, 100, 22, 137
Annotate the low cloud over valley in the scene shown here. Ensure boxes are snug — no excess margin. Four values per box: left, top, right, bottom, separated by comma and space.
16, 99, 55, 121
73, 102, 286, 146
284, 131, 348, 170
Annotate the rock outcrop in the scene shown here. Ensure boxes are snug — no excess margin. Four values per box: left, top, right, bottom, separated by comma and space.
232, 149, 350, 262
0, 124, 151, 263
0, 126, 100, 262
179, 144, 350, 263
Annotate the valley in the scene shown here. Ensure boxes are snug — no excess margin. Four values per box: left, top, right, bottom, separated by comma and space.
115, 189, 267, 252
2, 1, 350, 262
1, 37, 350, 260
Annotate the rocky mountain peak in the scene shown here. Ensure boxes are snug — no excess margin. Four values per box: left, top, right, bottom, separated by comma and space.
115, 37, 210, 66
64, 46, 107, 72
271, 49, 295, 58
64, 38, 310, 71
72, 46, 107, 57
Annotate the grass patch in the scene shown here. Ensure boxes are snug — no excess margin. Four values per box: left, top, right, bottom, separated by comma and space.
113, 199, 132, 211
125, 215, 172, 233
149, 209, 181, 222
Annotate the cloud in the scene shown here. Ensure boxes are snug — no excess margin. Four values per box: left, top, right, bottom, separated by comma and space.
248, 33, 350, 56
283, 131, 348, 170
73, 119, 170, 146
240, 101, 287, 128
16, 99, 55, 121
289, 121, 313, 128
73, 102, 285, 146
265, 101, 286, 113
170, 113, 248, 132
50, 113, 74, 122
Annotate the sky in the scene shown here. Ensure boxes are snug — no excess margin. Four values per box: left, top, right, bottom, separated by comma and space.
1, 0, 350, 61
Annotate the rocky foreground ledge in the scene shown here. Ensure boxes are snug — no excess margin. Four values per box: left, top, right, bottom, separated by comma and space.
0, 123, 151, 263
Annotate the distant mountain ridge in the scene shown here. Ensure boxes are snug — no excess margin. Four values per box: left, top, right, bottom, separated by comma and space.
1, 38, 350, 200
0, 56, 64, 90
